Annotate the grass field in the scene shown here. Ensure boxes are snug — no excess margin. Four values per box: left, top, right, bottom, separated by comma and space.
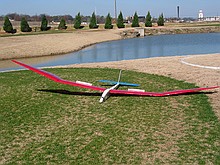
1, 68, 220, 164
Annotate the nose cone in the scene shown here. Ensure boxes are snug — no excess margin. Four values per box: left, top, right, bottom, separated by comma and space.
99, 98, 104, 103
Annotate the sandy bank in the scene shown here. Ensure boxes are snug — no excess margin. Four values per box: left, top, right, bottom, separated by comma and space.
0, 30, 121, 60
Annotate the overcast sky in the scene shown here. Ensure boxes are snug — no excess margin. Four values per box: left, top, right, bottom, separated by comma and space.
0, 0, 219, 18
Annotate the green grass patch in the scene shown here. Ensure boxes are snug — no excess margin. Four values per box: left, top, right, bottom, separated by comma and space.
1, 68, 220, 164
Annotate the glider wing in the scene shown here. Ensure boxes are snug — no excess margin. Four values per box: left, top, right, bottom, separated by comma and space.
12, 60, 219, 97
109, 86, 219, 96
12, 60, 106, 92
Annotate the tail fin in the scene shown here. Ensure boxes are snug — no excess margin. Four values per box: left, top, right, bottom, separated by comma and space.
99, 70, 140, 87
117, 70, 122, 83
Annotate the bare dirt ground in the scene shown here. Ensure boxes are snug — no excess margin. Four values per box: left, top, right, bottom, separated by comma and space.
0, 30, 219, 119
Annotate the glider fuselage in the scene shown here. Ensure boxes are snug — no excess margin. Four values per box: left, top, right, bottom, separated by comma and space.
99, 83, 119, 103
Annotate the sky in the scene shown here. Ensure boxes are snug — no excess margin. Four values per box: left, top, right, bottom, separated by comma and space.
0, 0, 219, 18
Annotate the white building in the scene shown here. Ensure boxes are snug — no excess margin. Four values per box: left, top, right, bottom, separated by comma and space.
204, 16, 220, 21
198, 10, 204, 20
198, 10, 220, 22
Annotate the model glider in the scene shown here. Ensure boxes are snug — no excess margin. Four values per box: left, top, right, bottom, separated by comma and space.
12, 60, 219, 103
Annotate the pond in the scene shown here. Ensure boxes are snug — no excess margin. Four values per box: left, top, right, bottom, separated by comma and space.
1, 33, 220, 72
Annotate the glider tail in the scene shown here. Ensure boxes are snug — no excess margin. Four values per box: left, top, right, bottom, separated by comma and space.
117, 70, 122, 84
98, 70, 139, 87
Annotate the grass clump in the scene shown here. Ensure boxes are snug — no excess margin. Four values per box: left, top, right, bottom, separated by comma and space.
0, 68, 219, 164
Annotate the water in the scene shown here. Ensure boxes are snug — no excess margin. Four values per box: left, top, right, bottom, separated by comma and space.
1, 33, 220, 72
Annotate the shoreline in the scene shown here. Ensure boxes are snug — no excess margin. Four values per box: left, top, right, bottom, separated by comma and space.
0, 29, 122, 60
0, 27, 219, 61
0, 41, 107, 61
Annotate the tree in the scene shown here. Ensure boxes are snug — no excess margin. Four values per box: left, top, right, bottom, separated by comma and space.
74, 12, 81, 29
132, 12, 139, 27
58, 18, 67, 30
117, 11, 125, 28
20, 17, 32, 32
41, 15, 48, 31
157, 13, 164, 26
89, 12, 98, 29
145, 11, 152, 27
3, 16, 15, 33
104, 13, 113, 29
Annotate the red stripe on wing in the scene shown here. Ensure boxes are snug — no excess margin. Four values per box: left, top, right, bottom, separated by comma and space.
110, 86, 219, 96
159, 86, 219, 96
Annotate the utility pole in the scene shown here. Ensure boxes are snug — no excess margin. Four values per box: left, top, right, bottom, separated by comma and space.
177, 6, 180, 19
95, 7, 97, 24
115, 0, 117, 21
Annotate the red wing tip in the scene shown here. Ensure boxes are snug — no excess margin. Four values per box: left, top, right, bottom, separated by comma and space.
208, 86, 220, 89
12, 60, 21, 64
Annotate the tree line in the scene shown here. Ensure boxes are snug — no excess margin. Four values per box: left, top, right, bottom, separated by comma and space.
2, 11, 165, 33
0, 13, 74, 22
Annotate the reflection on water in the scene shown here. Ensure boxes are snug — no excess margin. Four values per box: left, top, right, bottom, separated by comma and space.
1, 33, 220, 72
0, 54, 69, 71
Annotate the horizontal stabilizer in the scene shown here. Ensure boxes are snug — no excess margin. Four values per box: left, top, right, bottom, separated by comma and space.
99, 80, 139, 87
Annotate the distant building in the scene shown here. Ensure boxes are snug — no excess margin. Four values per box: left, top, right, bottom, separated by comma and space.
204, 16, 220, 21
198, 10, 204, 21
198, 10, 220, 22
138, 16, 145, 23
51, 21, 60, 25
177, 6, 180, 19
125, 16, 145, 24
